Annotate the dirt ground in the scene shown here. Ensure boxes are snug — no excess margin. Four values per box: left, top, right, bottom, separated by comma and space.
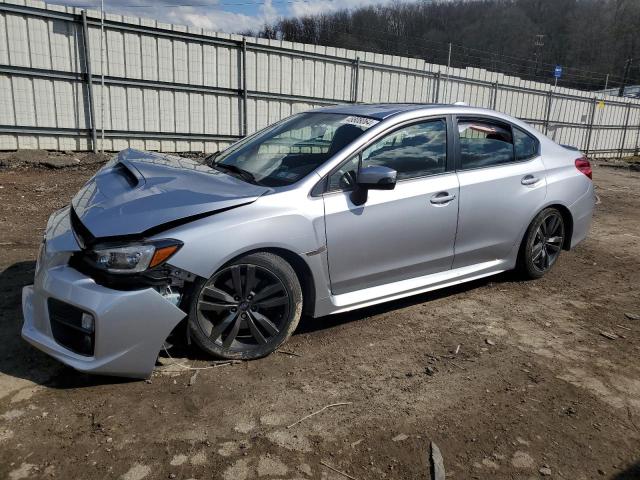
0, 157, 639, 480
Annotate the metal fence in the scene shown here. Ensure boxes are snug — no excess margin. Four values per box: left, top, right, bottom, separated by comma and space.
1, 0, 639, 158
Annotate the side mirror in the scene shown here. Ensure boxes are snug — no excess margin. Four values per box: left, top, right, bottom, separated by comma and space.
350, 165, 397, 205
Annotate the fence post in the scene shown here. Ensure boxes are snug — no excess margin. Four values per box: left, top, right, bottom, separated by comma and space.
543, 89, 553, 135
433, 72, 441, 103
618, 102, 632, 159
584, 97, 597, 157
351, 57, 360, 103
634, 106, 640, 156
491, 81, 498, 110
241, 38, 248, 137
81, 11, 97, 153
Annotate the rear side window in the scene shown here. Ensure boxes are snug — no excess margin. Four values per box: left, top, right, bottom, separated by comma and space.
458, 120, 514, 169
513, 127, 539, 160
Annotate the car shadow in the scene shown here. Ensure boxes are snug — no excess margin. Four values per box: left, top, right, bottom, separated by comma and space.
610, 462, 640, 480
163, 270, 521, 360
296, 270, 520, 335
0, 260, 520, 388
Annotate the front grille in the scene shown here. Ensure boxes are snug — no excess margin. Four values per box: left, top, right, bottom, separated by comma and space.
48, 298, 94, 356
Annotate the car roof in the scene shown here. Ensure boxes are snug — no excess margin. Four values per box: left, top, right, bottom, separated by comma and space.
311, 103, 539, 136
313, 103, 446, 120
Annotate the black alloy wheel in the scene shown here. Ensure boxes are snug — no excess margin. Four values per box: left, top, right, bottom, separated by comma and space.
531, 211, 564, 272
189, 252, 302, 359
519, 208, 565, 279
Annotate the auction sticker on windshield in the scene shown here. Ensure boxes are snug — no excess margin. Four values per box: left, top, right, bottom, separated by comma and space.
341, 116, 379, 129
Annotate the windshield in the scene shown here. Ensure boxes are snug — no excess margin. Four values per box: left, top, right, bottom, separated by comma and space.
213, 112, 378, 187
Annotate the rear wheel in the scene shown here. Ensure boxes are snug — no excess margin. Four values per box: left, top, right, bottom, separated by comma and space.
188, 252, 302, 360
518, 208, 565, 279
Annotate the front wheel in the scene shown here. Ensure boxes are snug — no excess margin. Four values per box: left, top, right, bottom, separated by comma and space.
188, 252, 302, 360
518, 208, 565, 279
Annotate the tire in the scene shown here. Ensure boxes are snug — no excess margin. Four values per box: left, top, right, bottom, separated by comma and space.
188, 252, 302, 360
518, 207, 566, 279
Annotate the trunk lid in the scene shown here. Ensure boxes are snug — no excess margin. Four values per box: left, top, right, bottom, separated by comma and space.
72, 149, 269, 239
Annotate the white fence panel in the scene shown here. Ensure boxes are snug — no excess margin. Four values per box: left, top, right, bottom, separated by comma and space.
0, 0, 639, 158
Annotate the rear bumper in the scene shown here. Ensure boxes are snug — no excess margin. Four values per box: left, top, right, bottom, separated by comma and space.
22, 265, 186, 379
568, 181, 595, 249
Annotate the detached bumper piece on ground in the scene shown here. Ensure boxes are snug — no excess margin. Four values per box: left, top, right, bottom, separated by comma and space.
22, 264, 185, 379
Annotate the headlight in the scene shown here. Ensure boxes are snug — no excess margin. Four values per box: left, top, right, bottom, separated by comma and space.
86, 240, 183, 274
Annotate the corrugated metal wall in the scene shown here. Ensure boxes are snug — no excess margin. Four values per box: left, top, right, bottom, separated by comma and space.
1, 0, 639, 157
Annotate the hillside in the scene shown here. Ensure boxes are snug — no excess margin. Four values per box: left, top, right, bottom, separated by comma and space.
254, 0, 640, 91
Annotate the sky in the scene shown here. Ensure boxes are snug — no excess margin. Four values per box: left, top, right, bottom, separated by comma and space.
54, 0, 405, 34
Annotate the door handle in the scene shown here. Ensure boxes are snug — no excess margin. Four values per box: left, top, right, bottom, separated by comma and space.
430, 192, 456, 205
521, 175, 540, 186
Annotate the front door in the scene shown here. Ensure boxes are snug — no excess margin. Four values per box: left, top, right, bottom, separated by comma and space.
322, 118, 460, 295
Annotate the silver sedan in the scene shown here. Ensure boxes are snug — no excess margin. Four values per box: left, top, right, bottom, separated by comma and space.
22, 104, 595, 378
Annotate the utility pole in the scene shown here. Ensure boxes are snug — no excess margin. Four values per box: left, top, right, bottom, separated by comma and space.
444, 42, 452, 102
100, 0, 105, 153
533, 34, 544, 77
618, 57, 632, 97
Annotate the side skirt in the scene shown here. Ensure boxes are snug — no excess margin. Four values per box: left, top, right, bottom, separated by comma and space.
317, 259, 508, 316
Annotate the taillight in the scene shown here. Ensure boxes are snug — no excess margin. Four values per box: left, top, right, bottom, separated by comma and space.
575, 157, 592, 180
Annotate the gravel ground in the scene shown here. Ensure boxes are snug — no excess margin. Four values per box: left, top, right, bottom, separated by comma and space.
0, 155, 639, 480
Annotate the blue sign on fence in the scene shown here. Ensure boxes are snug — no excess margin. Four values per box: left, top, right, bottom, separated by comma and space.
554, 65, 563, 79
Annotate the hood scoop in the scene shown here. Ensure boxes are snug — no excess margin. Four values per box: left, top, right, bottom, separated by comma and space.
71, 149, 270, 239
113, 161, 141, 188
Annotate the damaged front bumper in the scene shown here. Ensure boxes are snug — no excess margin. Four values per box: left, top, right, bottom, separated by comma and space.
22, 264, 186, 379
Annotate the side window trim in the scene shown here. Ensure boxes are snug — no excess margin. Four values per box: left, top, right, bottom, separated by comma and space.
453, 115, 539, 171
320, 116, 451, 195
446, 114, 458, 173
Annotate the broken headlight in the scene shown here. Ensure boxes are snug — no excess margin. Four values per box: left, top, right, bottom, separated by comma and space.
85, 240, 183, 274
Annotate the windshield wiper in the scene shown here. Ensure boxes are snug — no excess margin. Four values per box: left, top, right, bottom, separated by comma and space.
213, 163, 259, 185
204, 151, 220, 166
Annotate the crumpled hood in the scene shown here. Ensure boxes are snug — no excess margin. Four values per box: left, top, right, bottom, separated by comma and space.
72, 148, 269, 239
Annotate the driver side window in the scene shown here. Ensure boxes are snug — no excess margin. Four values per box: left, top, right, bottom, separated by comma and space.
327, 118, 447, 192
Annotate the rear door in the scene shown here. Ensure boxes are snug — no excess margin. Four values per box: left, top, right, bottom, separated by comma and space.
322, 117, 460, 295
452, 117, 547, 269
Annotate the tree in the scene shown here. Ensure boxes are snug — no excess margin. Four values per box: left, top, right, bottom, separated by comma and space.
251, 0, 640, 91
